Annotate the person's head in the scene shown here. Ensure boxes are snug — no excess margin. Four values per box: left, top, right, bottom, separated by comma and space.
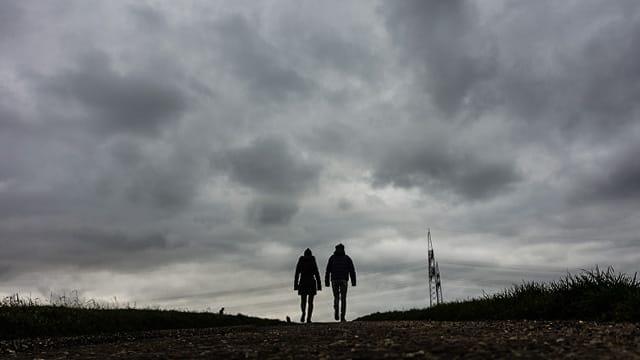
304, 248, 312, 257
335, 243, 345, 255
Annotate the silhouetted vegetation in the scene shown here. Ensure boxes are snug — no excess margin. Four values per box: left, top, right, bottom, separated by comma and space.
0, 293, 281, 340
358, 267, 640, 322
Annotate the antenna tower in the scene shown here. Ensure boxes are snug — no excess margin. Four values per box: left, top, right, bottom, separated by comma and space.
427, 229, 443, 306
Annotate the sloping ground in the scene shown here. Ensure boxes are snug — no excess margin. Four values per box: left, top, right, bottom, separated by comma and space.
0, 306, 280, 340
4, 320, 640, 359
359, 268, 640, 323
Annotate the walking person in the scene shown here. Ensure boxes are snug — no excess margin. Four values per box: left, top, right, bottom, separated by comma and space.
325, 243, 356, 322
294, 248, 322, 323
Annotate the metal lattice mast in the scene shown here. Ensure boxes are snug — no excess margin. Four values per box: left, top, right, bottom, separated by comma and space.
435, 261, 443, 304
427, 229, 443, 307
427, 229, 435, 307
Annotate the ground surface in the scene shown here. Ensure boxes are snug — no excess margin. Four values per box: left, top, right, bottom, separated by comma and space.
3, 320, 640, 359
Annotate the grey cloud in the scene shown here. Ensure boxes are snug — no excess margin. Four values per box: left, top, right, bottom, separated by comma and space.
97, 136, 206, 209
0, 264, 9, 280
337, 198, 353, 211
573, 145, 640, 204
39, 51, 186, 136
0, 104, 24, 133
0, 191, 72, 220
218, 137, 320, 196
382, 1, 640, 138
70, 229, 171, 253
212, 15, 315, 103
274, 13, 381, 81
0, 227, 176, 273
382, 0, 496, 116
128, 4, 167, 30
497, 5, 640, 137
0, 0, 24, 41
216, 136, 322, 226
303, 32, 376, 78
373, 141, 520, 200
246, 197, 299, 226
301, 122, 356, 155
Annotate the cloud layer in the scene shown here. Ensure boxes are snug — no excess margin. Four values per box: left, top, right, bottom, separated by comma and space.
1, 0, 639, 320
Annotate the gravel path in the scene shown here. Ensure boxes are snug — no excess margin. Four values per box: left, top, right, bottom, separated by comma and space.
4, 320, 640, 359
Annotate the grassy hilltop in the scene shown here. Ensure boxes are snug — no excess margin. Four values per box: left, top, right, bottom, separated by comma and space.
358, 267, 640, 322
0, 295, 281, 340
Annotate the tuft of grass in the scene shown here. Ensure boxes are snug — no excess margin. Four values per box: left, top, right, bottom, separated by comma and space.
357, 267, 640, 322
0, 292, 282, 340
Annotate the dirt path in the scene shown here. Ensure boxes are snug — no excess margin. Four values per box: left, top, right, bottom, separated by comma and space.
5, 320, 640, 359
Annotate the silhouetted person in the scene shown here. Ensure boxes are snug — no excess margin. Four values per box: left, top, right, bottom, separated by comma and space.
325, 243, 356, 322
294, 248, 322, 323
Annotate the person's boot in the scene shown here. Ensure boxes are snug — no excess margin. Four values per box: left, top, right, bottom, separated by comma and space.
307, 309, 313, 323
300, 312, 305, 323
334, 307, 339, 321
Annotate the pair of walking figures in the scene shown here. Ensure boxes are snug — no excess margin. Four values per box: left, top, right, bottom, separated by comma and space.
294, 243, 356, 323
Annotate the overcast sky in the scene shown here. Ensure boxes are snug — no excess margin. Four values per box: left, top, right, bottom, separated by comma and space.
1, 0, 639, 321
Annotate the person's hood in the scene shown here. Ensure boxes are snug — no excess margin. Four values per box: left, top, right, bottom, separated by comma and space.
300, 248, 315, 262
334, 243, 345, 255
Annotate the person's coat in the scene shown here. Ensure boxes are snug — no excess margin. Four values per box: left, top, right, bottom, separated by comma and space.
324, 245, 356, 286
294, 250, 322, 296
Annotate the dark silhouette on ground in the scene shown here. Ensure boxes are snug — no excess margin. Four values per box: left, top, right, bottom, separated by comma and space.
294, 248, 322, 323
218, 307, 224, 315
325, 243, 356, 322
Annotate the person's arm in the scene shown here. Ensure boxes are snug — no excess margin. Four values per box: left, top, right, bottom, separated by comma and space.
348, 257, 356, 287
294, 259, 301, 290
325, 256, 332, 287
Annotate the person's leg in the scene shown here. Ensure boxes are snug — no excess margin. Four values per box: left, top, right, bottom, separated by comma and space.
331, 281, 340, 320
340, 281, 348, 321
300, 294, 307, 323
307, 294, 314, 323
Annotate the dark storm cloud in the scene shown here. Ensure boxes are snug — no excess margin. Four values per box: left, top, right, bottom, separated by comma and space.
494, 4, 640, 137
128, 4, 167, 30
570, 18, 640, 132
71, 229, 171, 252
38, 51, 186, 136
382, 0, 496, 116
218, 137, 320, 195
574, 144, 640, 204
246, 197, 299, 226
274, 12, 381, 82
0, 104, 24, 132
212, 15, 315, 103
382, 1, 640, 137
0, 0, 24, 41
372, 141, 520, 200
0, 191, 70, 219
302, 122, 356, 154
97, 136, 206, 209
0, 227, 176, 271
301, 32, 376, 79
214, 136, 321, 226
